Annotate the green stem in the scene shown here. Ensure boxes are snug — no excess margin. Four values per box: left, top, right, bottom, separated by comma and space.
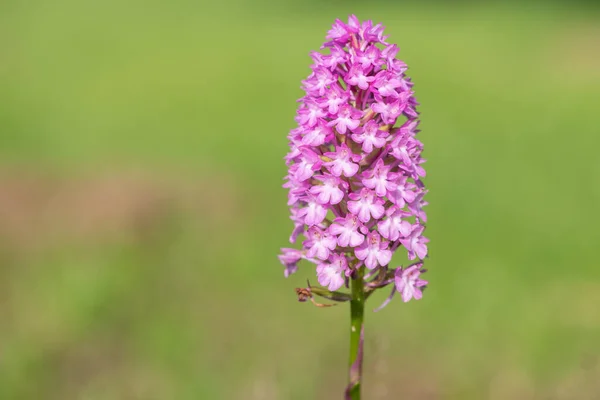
348, 266, 365, 400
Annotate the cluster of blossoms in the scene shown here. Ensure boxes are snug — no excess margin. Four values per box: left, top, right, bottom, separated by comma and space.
278, 15, 429, 304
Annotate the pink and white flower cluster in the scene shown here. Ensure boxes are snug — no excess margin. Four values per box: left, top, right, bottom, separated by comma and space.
279, 15, 428, 303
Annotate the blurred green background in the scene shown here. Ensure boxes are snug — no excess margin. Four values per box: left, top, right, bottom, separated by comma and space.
1, 0, 599, 399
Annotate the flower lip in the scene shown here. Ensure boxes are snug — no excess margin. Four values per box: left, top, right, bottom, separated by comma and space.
394, 263, 428, 302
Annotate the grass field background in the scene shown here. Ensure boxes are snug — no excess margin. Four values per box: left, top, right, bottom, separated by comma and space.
1, 1, 599, 399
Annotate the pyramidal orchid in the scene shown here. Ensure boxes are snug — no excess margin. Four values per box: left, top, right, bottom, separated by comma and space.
279, 15, 429, 399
